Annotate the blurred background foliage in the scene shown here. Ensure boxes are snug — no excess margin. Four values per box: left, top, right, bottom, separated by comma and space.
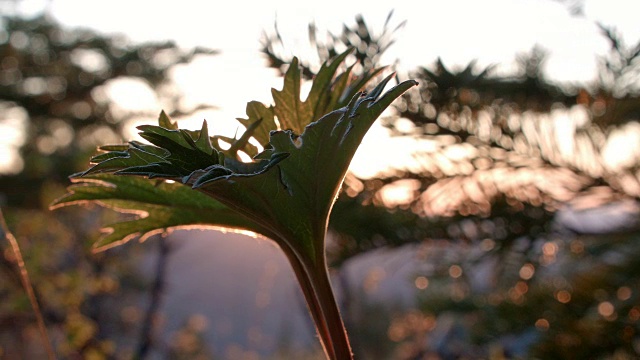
0, 8, 218, 359
2, 1, 640, 359
0, 13, 216, 208
264, 9, 640, 360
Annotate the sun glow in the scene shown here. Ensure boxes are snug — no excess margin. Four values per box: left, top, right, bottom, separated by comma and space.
3, 0, 637, 184
0, 104, 28, 174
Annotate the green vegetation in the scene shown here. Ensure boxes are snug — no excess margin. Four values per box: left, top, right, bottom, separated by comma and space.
52, 49, 417, 359
2, 6, 640, 360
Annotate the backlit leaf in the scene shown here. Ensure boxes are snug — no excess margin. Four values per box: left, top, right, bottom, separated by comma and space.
191, 76, 418, 263
50, 174, 275, 251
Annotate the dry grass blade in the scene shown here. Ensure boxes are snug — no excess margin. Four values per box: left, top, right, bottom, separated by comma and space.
0, 209, 56, 360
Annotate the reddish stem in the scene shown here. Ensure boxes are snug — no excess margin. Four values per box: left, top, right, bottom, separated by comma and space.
281, 245, 353, 360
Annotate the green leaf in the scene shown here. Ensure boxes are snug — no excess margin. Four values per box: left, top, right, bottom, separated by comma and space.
52, 49, 418, 360
84, 146, 174, 177
191, 76, 418, 264
271, 49, 353, 134
158, 110, 179, 130
335, 67, 387, 108
82, 119, 223, 179
305, 49, 354, 121
235, 101, 276, 147
97, 144, 130, 152
50, 174, 275, 251
58, 51, 417, 258
226, 48, 387, 158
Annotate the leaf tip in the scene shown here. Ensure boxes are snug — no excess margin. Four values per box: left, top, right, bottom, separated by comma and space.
159, 110, 178, 130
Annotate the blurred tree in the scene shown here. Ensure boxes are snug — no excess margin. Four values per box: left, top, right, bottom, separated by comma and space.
554, 0, 586, 16
0, 11, 218, 359
262, 11, 405, 79
0, 13, 217, 207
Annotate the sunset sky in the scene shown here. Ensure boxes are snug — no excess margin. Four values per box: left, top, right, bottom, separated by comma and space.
44, 0, 637, 83
1, 0, 638, 175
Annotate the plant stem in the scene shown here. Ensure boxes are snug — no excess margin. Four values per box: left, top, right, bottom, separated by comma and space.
309, 259, 353, 360
281, 246, 353, 360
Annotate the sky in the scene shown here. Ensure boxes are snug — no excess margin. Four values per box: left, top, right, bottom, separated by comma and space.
2, 0, 639, 176
43, 0, 637, 83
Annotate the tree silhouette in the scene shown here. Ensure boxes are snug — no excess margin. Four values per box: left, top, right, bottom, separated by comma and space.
0, 14, 217, 207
